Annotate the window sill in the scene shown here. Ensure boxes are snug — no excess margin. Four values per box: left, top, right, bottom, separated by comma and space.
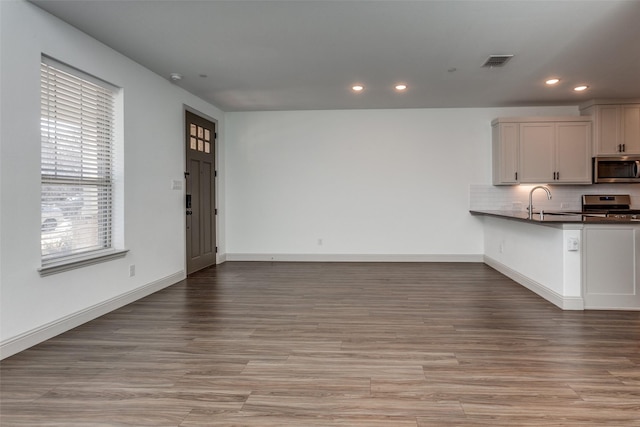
38, 249, 129, 277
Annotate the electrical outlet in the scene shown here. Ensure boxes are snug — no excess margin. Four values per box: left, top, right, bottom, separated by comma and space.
567, 237, 579, 251
318, 238, 323, 246
129, 264, 136, 277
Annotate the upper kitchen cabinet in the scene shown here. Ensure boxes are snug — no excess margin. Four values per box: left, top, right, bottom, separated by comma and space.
580, 100, 640, 155
492, 122, 519, 185
492, 117, 592, 185
519, 122, 555, 183
554, 121, 593, 183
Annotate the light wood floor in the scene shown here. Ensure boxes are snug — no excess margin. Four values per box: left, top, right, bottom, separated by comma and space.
2, 262, 639, 426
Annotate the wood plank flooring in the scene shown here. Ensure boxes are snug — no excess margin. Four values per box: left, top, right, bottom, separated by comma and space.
2, 262, 639, 426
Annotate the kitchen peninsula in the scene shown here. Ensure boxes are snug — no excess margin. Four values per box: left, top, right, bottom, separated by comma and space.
471, 209, 640, 311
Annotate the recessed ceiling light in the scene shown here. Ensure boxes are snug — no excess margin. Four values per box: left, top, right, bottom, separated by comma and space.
574, 85, 589, 92
169, 73, 182, 82
352, 84, 364, 92
395, 84, 407, 91
545, 78, 560, 85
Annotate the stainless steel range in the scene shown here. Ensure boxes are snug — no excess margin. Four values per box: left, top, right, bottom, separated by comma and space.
582, 194, 640, 220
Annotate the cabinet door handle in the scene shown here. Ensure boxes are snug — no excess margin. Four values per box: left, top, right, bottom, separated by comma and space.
622, 143, 626, 152
556, 171, 559, 180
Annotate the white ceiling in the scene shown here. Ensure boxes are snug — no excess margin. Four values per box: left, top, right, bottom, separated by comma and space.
30, 0, 640, 112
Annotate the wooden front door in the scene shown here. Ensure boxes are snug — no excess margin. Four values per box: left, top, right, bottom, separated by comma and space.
185, 110, 217, 274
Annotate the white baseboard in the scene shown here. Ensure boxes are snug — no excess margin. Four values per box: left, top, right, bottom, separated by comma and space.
224, 253, 484, 262
484, 256, 584, 310
0, 271, 185, 360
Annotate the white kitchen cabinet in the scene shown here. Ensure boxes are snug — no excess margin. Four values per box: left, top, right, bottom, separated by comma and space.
492, 117, 592, 185
492, 122, 519, 185
519, 122, 555, 183
554, 121, 592, 183
583, 226, 640, 310
621, 105, 640, 154
580, 100, 640, 155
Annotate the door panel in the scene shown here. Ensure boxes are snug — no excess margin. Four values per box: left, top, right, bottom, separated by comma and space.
584, 227, 640, 309
185, 111, 216, 274
519, 123, 554, 183
201, 161, 213, 254
555, 122, 591, 183
597, 106, 621, 154
622, 105, 640, 153
188, 159, 201, 258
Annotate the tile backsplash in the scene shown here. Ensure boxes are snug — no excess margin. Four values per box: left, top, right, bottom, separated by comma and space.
470, 184, 640, 211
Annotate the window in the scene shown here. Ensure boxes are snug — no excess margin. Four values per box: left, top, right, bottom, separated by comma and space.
40, 58, 122, 271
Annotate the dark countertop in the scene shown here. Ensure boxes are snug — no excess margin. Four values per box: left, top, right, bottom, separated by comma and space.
470, 210, 640, 225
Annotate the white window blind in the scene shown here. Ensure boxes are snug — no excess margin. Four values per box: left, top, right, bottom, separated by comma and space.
40, 59, 116, 265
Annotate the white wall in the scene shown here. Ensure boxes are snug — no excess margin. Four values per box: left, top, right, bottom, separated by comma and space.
483, 217, 565, 291
0, 1, 224, 357
0, 0, 592, 358
482, 217, 584, 309
224, 106, 578, 260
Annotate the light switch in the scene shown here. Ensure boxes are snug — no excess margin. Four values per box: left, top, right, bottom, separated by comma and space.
567, 237, 579, 251
171, 180, 183, 190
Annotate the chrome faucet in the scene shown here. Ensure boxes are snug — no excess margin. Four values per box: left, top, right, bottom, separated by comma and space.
528, 186, 552, 219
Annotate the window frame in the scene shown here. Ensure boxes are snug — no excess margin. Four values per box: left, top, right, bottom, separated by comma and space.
39, 57, 126, 276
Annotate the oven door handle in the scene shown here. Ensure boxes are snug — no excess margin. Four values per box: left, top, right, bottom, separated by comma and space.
636, 161, 640, 178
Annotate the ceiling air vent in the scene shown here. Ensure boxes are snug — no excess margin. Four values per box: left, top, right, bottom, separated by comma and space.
482, 55, 514, 68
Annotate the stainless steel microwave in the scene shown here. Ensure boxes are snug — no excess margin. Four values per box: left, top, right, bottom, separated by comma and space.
593, 156, 640, 183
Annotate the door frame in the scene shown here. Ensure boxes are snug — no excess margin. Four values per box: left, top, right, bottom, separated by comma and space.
184, 106, 219, 273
